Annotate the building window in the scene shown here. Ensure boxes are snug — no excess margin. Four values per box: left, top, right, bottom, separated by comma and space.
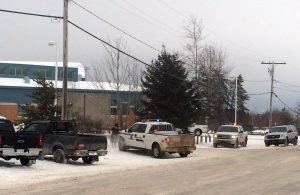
8, 67, 28, 77
110, 106, 117, 115
33, 69, 50, 78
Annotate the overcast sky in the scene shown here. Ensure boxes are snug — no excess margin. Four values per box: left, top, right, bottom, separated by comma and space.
1, 0, 300, 113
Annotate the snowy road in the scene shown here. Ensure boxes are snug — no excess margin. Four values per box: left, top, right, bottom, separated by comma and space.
2, 135, 299, 194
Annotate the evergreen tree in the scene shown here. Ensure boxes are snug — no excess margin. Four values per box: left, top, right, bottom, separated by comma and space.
21, 76, 61, 124
141, 49, 200, 129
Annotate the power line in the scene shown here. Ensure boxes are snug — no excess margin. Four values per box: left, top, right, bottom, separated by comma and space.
68, 20, 151, 67
273, 92, 298, 114
109, 0, 180, 39
156, 0, 263, 59
244, 79, 270, 83
122, 0, 181, 34
275, 80, 300, 88
0, 8, 271, 99
275, 86, 300, 94
0, 8, 63, 19
71, 0, 161, 52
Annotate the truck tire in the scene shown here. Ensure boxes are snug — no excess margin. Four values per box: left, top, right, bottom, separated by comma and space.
118, 137, 127, 151
234, 139, 238, 148
243, 137, 248, 147
71, 157, 79, 161
213, 143, 218, 148
194, 129, 202, 136
82, 156, 93, 164
293, 137, 298, 145
284, 138, 288, 147
53, 149, 66, 163
3, 157, 11, 161
20, 158, 32, 166
152, 144, 162, 158
179, 152, 189, 157
265, 142, 270, 147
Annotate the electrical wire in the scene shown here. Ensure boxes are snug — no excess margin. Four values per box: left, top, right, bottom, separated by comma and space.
109, 0, 180, 38
0, 8, 270, 98
155, 0, 263, 59
71, 0, 161, 53
274, 80, 300, 88
273, 92, 298, 114
0, 8, 62, 19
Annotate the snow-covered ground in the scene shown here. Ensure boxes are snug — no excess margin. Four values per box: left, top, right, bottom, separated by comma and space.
0, 135, 274, 190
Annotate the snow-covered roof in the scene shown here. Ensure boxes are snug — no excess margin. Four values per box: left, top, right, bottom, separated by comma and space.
0, 61, 85, 79
0, 77, 141, 92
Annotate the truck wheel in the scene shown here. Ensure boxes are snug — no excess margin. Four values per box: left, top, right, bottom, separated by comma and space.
243, 138, 248, 147
179, 152, 189, 157
284, 138, 288, 147
152, 144, 162, 158
3, 157, 11, 161
293, 137, 298, 145
265, 142, 270, 147
275, 143, 279, 146
213, 143, 218, 148
71, 157, 79, 161
118, 137, 127, 151
194, 129, 202, 136
53, 149, 66, 163
234, 139, 238, 148
20, 158, 32, 166
82, 156, 93, 164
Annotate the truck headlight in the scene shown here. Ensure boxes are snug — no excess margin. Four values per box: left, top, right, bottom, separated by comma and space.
231, 135, 236, 139
214, 134, 217, 138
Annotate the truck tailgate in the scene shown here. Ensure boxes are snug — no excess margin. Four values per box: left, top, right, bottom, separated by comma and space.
14, 132, 41, 149
168, 135, 195, 148
78, 134, 107, 150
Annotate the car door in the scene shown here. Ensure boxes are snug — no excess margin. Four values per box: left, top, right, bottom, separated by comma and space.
133, 124, 147, 148
124, 124, 139, 147
287, 126, 294, 141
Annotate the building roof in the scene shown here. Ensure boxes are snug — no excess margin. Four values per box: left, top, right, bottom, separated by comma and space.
0, 77, 141, 92
0, 61, 85, 79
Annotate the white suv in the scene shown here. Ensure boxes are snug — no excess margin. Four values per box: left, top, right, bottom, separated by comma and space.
265, 125, 298, 147
188, 123, 208, 136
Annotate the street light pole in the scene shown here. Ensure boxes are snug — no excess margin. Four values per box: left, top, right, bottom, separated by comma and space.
48, 41, 58, 105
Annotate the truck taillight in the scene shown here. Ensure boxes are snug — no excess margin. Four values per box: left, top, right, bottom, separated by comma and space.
38, 135, 43, 146
164, 136, 171, 144
74, 139, 85, 150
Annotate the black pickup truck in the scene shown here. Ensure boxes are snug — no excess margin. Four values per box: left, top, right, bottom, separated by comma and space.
21, 120, 108, 164
0, 119, 42, 166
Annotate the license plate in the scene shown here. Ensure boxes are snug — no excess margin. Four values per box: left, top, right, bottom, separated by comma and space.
89, 151, 97, 156
16, 149, 25, 154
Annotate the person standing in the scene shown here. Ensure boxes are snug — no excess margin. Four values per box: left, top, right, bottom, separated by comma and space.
111, 123, 120, 148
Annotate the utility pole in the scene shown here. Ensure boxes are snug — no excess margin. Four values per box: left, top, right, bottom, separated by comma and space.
235, 76, 237, 126
261, 61, 286, 128
62, 0, 69, 120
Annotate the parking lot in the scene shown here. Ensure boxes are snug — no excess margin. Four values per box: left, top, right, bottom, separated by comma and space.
3, 135, 300, 194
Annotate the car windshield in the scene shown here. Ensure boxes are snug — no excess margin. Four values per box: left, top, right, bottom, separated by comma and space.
270, 127, 287, 133
217, 126, 238, 132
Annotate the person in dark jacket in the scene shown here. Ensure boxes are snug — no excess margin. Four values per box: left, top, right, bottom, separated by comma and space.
111, 123, 120, 148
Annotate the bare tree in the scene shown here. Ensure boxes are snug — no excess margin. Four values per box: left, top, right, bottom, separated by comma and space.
93, 37, 131, 129
183, 15, 204, 80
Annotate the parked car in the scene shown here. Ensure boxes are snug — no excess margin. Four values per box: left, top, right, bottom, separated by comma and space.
21, 120, 108, 164
0, 119, 42, 166
118, 120, 196, 158
213, 125, 248, 148
264, 125, 298, 147
188, 123, 208, 136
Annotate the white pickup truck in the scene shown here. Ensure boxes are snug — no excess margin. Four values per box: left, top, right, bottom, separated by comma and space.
118, 120, 196, 158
